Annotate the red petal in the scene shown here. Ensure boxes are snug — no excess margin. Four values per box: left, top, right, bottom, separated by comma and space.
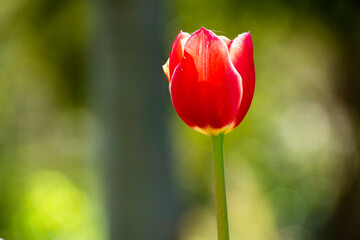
170, 28, 242, 135
226, 32, 255, 132
169, 31, 191, 80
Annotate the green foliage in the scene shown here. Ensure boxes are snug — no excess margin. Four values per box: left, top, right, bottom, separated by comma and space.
0, 0, 106, 239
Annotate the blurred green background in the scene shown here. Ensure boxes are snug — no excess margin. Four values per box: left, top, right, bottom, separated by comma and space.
0, 0, 359, 239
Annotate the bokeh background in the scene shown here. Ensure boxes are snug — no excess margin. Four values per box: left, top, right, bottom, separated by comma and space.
0, 0, 359, 239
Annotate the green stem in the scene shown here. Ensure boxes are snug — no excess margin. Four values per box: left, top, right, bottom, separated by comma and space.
212, 132, 230, 240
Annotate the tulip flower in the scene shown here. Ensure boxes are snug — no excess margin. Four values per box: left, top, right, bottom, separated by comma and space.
163, 27, 255, 136
163, 27, 255, 240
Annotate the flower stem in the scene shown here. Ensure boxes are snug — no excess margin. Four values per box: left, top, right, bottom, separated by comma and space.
212, 132, 230, 240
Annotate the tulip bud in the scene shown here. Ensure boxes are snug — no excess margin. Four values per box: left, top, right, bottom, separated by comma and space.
163, 27, 255, 135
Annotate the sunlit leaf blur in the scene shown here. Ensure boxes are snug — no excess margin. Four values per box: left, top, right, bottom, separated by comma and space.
0, 0, 359, 239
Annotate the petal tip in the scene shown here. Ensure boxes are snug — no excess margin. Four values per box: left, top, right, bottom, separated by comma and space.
162, 58, 170, 82
239, 31, 252, 40
190, 27, 219, 42
233, 31, 253, 47
198, 27, 211, 34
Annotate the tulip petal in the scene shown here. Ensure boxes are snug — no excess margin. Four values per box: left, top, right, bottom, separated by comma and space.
169, 31, 191, 80
170, 28, 242, 135
219, 36, 233, 49
226, 32, 255, 132
162, 58, 170, 82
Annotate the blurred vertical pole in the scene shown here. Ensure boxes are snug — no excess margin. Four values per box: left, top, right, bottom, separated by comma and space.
89, 0, 179, 239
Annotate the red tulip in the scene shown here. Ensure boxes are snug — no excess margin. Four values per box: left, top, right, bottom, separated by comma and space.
163, 27, 255, 135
